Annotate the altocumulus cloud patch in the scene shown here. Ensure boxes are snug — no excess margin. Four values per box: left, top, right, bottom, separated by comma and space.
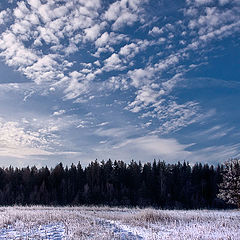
0, 0, 239, 166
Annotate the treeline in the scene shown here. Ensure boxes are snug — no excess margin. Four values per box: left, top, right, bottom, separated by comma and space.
0, 160, 230, 208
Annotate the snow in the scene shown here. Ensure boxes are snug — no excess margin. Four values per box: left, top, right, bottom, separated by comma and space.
0, 223, 65, 240
0, 206, 239, 239
96, 219, 143, 239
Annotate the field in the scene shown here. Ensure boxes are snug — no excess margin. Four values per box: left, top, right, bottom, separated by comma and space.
0, 206, 239, 239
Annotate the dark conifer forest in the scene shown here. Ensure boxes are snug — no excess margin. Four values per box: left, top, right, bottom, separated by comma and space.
0, 160, 231, 208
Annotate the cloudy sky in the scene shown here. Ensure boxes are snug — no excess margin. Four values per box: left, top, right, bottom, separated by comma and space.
0, 0, 239, 167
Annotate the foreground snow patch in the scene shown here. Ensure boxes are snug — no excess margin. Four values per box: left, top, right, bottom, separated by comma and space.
97, 219, 143, 240
0, 223, 65, 240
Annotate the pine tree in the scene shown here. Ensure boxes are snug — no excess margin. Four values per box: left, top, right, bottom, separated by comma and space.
218, 159, 240, 208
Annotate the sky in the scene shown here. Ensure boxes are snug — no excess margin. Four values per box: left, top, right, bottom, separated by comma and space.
0, 0, 239, 167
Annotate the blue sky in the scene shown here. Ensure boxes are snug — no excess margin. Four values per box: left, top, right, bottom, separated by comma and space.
0, 0, 239, 167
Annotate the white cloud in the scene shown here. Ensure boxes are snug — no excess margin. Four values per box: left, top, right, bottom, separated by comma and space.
0, 120, 42, 148
199, 20, 240, 42
64, 42, 78, 55
95, 127, 127, 138
38, 4, 53, 23
0, 0, 103, 79
187, 2, 240, 42
91, 131, 240, 164
14, 2, 29, 19
112, 11, 138, 30
78, 0, 101, 10
53, 5, 69, 19
155, 54, 180, 71
162, 73, 183, 93
0, 117, 58, 158
94, 60, 101, 66
63, 71, 90, 100
92, 134, 192, 163
113, 135, 192, 156
104, 0, 145, 31
104, 1, 121, 21
128, 68, 152, 88
95, 32, 109, 47
23, 90, 35, 102
194, 0, 214, 5
0, 114, 83, 160
27, 0, 41, 9
149, 26, 164, 35
127, 85, 163, 113
0, 31, 38, 67
84, 24, 101, 42
151, 101, 199, 134
184, 7, 198, 17
219, 0, 230, 5
11, 20, 32, 38
190, 144, 240, 164
53, 109, 66, 116
95, 32, 129, 52
0, 0, 139, 104
23, 54, 60, 84
37, 26, 60, 44
0, 147, 53, 158
0, 0, 239, 149
119, 42, 140, 59
195, 125, 234, 140
103, 53, 123, 71
0, 9, 10, 25
97, 122, 109, 127
119, 43, 137, 55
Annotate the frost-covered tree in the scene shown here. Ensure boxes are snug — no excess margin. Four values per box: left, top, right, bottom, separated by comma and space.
218, 159, 240, 208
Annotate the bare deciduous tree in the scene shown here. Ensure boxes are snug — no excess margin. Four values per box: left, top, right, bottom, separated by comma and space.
218, 159, 240, 208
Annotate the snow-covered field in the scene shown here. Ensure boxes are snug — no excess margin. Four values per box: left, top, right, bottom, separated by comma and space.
0, 206, 239, 239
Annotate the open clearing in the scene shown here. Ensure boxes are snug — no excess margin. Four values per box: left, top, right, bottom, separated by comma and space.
0, 206, 239, 239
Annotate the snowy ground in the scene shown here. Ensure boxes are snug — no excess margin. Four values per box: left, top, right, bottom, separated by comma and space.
0, 206, 239, 239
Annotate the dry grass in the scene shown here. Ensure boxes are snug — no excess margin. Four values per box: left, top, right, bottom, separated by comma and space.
0, 206, 239, 239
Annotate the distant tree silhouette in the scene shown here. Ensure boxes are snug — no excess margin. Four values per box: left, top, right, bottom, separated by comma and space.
0, 159, 233, 209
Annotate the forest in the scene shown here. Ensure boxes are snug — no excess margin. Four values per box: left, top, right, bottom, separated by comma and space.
0, 160, 232, 209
